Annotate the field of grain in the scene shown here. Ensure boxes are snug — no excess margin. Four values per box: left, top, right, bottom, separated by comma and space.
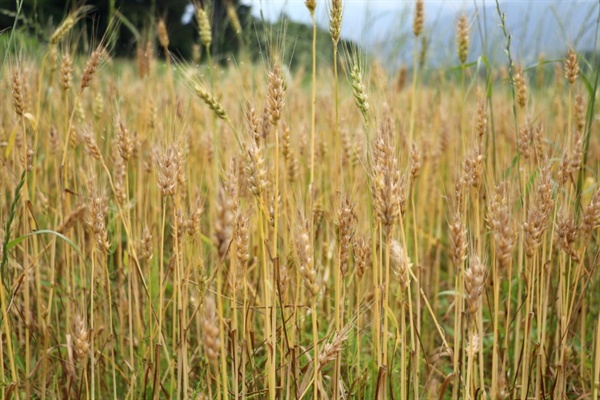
1, 1, 600, 399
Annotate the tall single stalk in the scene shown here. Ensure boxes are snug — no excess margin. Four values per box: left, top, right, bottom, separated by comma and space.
309, 9, 317, 188
216, 259, 228, 400
18, 113, 32, 399
0, 264, 17, 391
355, 272, 362, 397
410, 175, 421, 399
334, 245, 342, 399
593, 314, 600, 400
400, 280, 407, 400
452, 238, 465, 398
491, 253, 500, 399
409, 0, 423, 146
331, 13, 344, 390
90, 246, 97, 400
231, 251, 240, 400
312, 298, 319, 400
408, 40, 419, 147
373, 224, 381, 378
158, 201, 167, 349
257, 197, 275, 400
331, 0, 342, 180
382, 234, 391, 393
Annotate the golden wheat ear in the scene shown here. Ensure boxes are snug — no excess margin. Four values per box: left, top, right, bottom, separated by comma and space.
457, 13, 470, 65
193, 1, 212, 50
49, 6, 93, 46
413, 0, 424, 38
564, 48, 579, 85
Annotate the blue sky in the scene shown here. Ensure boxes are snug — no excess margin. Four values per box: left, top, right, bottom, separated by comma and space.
239, 0, 465, 43
237, 1, 598, 63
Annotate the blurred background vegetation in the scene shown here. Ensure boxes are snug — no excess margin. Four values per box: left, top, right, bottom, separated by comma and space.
0, 0, 354, 70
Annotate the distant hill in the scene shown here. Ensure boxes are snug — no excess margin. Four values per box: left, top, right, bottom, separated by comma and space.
242, 0, 598, 70
361, 0, 599, 70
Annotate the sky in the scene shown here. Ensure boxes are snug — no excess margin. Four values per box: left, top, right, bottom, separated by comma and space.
239, 0, 472, 42
180, 0, 598, 67
180, 1, 599, 48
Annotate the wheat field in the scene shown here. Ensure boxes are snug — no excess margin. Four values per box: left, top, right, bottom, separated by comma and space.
1, 1, 600, 399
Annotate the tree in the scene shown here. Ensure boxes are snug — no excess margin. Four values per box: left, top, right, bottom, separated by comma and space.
1, 0, 249, 60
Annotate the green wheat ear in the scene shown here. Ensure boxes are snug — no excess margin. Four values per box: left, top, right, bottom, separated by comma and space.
350, 61, 370, 125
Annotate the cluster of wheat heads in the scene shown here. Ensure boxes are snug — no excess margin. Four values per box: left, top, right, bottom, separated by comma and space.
1, 1, 600, 399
